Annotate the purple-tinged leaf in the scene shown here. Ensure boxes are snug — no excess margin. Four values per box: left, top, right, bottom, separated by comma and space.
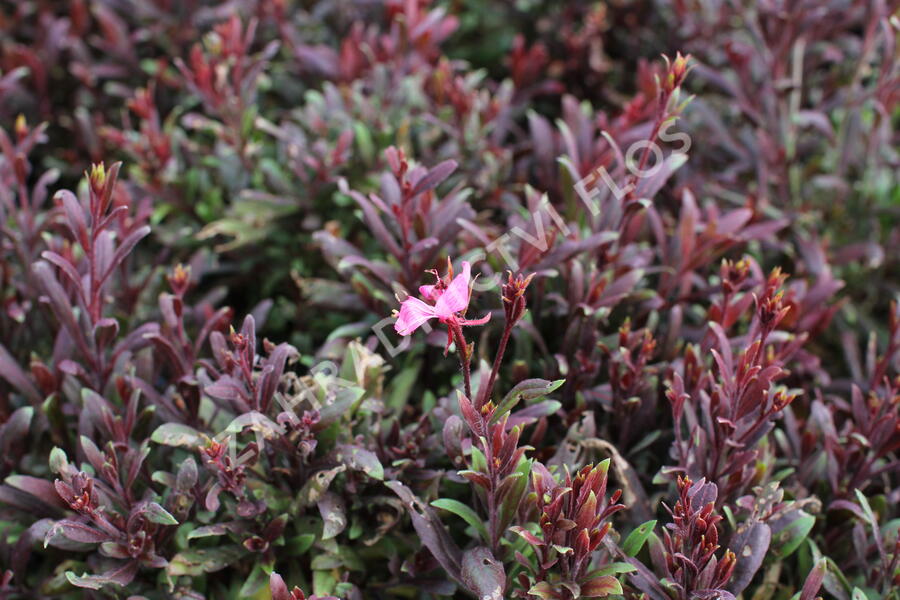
32, 261, 85, 349
727, 522, 771, 594
411, 159, 457, 196
337, 445, 384, 480
78, 436, 106, 474
206, 483, 222, 512
54, 190, 89, 249
240, 314, 256, 356
408, 238, 441, 262
510, 526, 544, 546
507, 400, 562, 428
93, 317, 119, 349
458, 391, 485, 437
0, 344, 41, 403
166, 545, 245, 577
800, 559, 828, 600
828, 499, 866, 520
187, 521, 249, 540
270, 572, 292, 600
580, 575, 623, 598
258, 343, 297, 408
99, 541, 130, 559
0, 482, 65, 516
4, 475, 68, 510
205, 375, 249, 402
40, 251, 84, 299
349, 192, 402, 260
113, 321, 159, 356
460, 547, 505, 600
442, 415, 464, 465
318, 491, 347, 540
459, 470, 491, 490
386, 481, 462, 582
527, 581, 557, 599
92, 204, 129, 235
144, 332, 186, 375
176, 457, 198, 491
45, 519, 111, 546
65, 560, 138, 590
97, 225, 151, 289
634, 151, 688, 201
0, 406, 34, 453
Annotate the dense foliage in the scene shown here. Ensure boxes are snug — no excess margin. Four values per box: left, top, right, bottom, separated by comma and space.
0, 1, 898, 599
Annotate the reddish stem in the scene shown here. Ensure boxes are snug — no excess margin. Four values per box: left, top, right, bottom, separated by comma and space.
449, 322, 472, 400
478, 320, 513, 409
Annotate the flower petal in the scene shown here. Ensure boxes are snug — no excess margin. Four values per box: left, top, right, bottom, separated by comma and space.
419, 284, 441, 302
395, 297, 437, 335
435, 261, 471, 317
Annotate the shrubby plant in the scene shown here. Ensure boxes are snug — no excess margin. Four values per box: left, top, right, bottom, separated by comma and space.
0, 1, 897, 599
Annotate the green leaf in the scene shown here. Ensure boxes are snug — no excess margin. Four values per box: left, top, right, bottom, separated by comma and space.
338, 445, 384, 480
311, 553, 342, 570
776, 511, 816, 559
49, 447, 68, 474
528, 582, 555, 599
297, 465, 346, 507
139, 502, 179, 526
431, 498, 489, 542
313, 567, 337, 596
287, 533, 315, 555
64, 559, 138, 589
386, 365, 420, 410
722, 504, 737, 530
499, 458, 532, 532
581, 575, 623, 597
151, 423, 203, 448
470, 446, 488, 472
622, 520, 657, 556
187, 522, 245, 539
587, 562, 638, 577
238, 562, 271, 598
808, 539, 852, 596
628, 430, 661, 455
353, 121, 375, 164
850, 588, 869, 600
492, 379, 564, 423
854, 489, 878, 528
317, 386, 365, 426
167, 546, 244, 576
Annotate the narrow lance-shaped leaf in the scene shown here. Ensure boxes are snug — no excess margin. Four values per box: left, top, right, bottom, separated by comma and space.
431, 498, 489, 543
65, 560, 139, 590
727, 522, 771, 594
491, 379, 564, 424
0, 345, 41, 403
97, 225, 151, 289
622, 520, 657, 557
135, 501, 179, 526
800, 559, 828, 600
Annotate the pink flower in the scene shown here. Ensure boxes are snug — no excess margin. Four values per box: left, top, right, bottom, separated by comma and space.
394, 261, 490, 340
